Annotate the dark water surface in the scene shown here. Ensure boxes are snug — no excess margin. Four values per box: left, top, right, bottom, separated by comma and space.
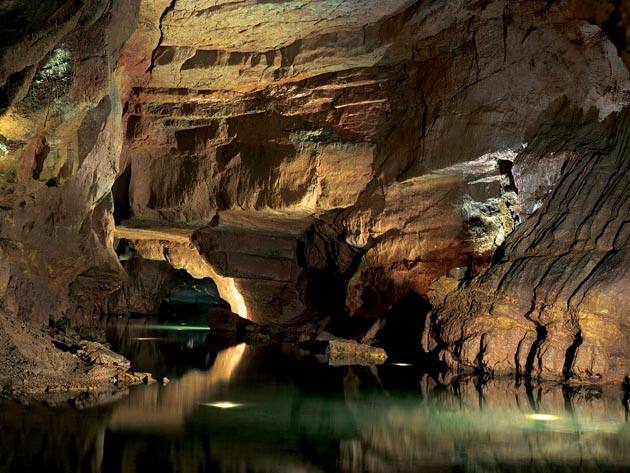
1, 318, 629, 473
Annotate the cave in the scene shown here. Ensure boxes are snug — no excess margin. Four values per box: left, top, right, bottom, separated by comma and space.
109, 248, 229, 315
0, 0, 629, 472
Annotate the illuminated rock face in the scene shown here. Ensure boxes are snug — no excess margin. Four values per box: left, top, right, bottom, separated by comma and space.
431, 105, 630, 383
110, 211, 316, 324
0, 0, 629, 383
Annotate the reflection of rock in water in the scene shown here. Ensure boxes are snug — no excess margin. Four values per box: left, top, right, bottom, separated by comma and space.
104, 351, 630, 473
333, 376, 630, 473
103, 345, 332, 473
6, 345, 630, 473
0, 402, 110, 473
104, 316, 218, 377
109, 343, 247, 430
7, 343, 627, 473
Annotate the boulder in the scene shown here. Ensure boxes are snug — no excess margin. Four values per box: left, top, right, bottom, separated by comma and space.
326, 339, 388, 367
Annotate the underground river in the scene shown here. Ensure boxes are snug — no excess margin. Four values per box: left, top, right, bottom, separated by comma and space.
1, 315, 628, 473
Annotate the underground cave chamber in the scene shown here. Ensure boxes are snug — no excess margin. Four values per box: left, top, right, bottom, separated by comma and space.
0, 0, 630, 472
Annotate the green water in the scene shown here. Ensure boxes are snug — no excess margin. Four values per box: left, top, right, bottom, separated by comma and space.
0, 320, 628, 473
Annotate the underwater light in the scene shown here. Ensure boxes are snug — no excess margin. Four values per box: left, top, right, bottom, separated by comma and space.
202, 402, 244, 409
527, 413, 559, 421
390, 362, 414, 367
133, 337, 164, 341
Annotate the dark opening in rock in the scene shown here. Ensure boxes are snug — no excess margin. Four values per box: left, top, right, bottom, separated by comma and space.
374, 291, 432, 362
31, 136, 49, 179
498, 158, 518, 193
563, 330, 584, 380
601, 1, 628, 55
160, 271, 225, 312
0, 66, 32, 113
108, 255, 229, 318
112, 164, 132, 224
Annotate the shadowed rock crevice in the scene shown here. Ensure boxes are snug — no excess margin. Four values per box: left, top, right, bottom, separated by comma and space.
298, 215, 363, 317
563, 330, 583, 380
112, 164, 132, 225
370, 291, 433, 362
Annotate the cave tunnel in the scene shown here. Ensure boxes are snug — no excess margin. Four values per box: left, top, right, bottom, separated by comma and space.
113, 239, 231, 318
109, 239, 254, 372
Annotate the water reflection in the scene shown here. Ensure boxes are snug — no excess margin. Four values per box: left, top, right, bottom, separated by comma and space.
0, 325, 628, 473
110, 343, 246, 429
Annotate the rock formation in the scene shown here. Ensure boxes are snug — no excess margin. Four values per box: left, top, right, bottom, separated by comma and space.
0, 0, 629, 392
432, 102, 630, 383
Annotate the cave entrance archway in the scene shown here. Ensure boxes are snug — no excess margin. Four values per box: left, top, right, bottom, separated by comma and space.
112, 220, 252, 321
112, 212, 324, 325
158, 267, 229, 315
112, 245, 233, 319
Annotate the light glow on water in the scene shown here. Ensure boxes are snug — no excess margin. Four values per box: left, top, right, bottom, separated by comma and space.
527, 413, 560, 421
133, 324, 211, 332
202, 402, 245, 409
390, 362, 414, 367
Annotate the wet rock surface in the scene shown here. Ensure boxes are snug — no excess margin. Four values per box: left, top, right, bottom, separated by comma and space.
326, 339, 388, 367
76, 341, 131, 371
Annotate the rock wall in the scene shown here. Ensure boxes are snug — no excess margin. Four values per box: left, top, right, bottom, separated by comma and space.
0, 0, 140, 326
0, 0, 629, 384
114, 0, 630, 322
432, 102, 630, 383
0, 0, 142, 394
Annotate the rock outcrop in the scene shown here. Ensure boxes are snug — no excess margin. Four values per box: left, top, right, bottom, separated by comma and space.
0, 0, 629, 389
0, 310, 155, 403
326, 338, 388, 367
432, 102, 630, 383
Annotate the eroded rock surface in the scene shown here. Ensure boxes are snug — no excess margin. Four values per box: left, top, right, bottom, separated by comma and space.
432, 103, 630, 383
0, 0, 629, 389
0, 311, 154, 403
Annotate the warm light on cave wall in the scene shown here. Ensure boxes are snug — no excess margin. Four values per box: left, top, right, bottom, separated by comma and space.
220, 277, 249, 320
175, 254, 250, 321
170, 262, 250, 321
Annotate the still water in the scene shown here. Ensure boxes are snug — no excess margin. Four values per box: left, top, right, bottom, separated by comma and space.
1, 317, 629, 473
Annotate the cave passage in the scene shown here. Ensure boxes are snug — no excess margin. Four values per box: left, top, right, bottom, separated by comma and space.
112, 241, 232, 320
158, 270, 227, 313
0, 0, 629, 471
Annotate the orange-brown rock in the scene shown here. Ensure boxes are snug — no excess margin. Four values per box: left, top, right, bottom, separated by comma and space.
432, 103, 630, 383
0, 0, 629, 389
